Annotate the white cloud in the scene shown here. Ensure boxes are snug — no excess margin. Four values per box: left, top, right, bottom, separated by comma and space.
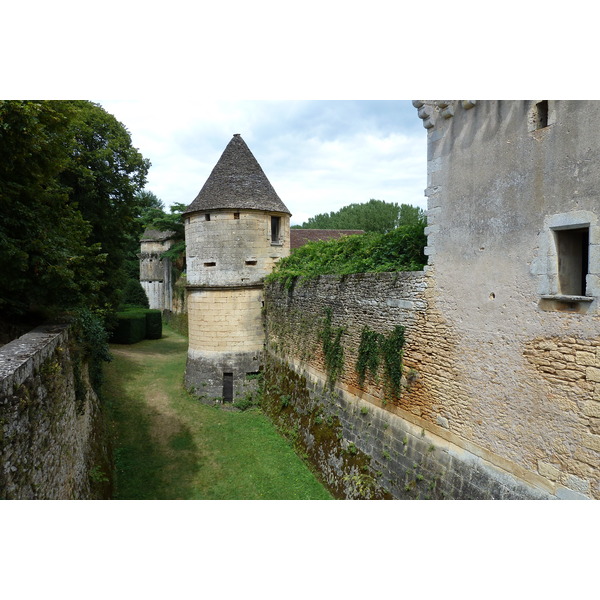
99, 99, 428, 224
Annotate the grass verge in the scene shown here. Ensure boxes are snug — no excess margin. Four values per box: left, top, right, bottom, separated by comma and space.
102, 326, 332, 500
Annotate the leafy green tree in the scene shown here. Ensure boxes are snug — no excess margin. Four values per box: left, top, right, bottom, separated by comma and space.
138, 201, 187, 269
59, 101, 151, 311
295, 199, 422, 234
0, 100, 151, 323
0, 101, 105, 318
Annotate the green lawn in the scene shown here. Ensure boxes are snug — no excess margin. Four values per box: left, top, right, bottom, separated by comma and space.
102, 326, 332, 500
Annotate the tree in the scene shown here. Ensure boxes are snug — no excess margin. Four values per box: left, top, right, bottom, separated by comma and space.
0, 101, 105, 318
296, 199, 422, 234
0, 100, 150, 321
59, 101, 150, 311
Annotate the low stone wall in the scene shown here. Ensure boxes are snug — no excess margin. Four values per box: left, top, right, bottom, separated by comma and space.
262, 355, 551, 499
0, 324, 110, 500
264, 273, 559, 499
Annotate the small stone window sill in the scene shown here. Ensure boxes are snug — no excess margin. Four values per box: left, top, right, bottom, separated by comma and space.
540, 295, 594, 303
270, 240, 284, 246
539, 295, 595, 313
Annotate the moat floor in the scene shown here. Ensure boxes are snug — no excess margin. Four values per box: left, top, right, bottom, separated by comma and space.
102, 326, 332, 499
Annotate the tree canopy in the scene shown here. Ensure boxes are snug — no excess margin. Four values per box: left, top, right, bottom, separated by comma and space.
293, 199, 424, 234
0, 100, 150, 321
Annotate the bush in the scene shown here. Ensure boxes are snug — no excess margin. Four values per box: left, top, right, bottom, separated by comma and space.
109, 308, 163, 344
266, 222, 427, 288
121, 279, 149, 309
110, 311, 147, 344
145, 310, 162, 339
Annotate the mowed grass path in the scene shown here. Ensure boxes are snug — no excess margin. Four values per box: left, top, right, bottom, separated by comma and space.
103, 326, 332, 500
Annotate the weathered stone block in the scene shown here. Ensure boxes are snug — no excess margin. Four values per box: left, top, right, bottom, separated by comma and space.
576, 351, 597, 366
538, 460, 560, 481
586, 367, 600, 383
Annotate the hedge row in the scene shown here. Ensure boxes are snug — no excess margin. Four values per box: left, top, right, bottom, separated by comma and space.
110, 309, 162, 344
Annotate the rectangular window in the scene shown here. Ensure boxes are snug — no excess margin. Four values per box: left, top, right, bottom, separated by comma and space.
234, 212, 240, 219
554, 227, 589, 296
204, 262, 216, 267
245, 260, 257, 266
535, 100, 549, 129
223, 373, 233, 403
205, 214, 211, 221
271, 216, 281, 243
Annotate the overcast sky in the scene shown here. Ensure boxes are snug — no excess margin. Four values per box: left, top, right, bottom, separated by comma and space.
98, 100, 427, 226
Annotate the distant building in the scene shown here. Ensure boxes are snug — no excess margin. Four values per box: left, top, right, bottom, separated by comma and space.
139, 229, 176, 311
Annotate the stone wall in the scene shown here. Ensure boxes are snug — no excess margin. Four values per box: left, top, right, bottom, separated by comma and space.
417, 100, 600, 499
0, 325, 110, 499
264, 272, 572, 499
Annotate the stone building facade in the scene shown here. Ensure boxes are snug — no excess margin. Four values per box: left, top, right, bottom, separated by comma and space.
412, 100, 600, 498
183, 134, 291, 403
139, 229, 175, 311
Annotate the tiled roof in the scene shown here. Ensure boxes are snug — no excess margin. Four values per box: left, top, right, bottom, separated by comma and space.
184, 134, 291, 215
290, 229, 364, 249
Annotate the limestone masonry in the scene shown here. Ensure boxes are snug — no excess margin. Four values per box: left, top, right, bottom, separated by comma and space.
174, 102, 600, 499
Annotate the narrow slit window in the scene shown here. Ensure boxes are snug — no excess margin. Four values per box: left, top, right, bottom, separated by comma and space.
234, 212, 240, 219
271, 216, 281, 243
204, 261, 216, 267
223, 373, 233, 402
535, 101, 549, 129
554, 227, 590, 296
245, 260, 257, 266
205, 214, 211, 221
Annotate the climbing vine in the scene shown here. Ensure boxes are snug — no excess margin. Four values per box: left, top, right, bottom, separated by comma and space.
319, 308, 346, 388
356, 325, 405, 399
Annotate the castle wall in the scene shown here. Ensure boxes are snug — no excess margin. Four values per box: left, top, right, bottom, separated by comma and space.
418, 100, 600, 499
0, 325, 110, 499
264, 273, 555, 499
184, 208, 290, 403
184, 286, 264, 400
139, 237, 174, 311
185, 209, 290, 287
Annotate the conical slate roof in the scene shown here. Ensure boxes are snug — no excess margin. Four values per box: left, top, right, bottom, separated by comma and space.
183, 134, 291, 215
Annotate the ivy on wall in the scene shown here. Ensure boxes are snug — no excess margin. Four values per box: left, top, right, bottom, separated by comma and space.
319, 308, 346, 388
356, 325, 406, 400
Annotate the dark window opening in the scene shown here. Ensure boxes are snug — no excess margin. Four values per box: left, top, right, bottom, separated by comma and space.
223, 373, 233, 403
245, 260, 257, 266
555, 227, 589, 296
205, 214, 211, 221
535, 101, 549, 129
234, 212, 240, 219
204, 262, 216, 267
271, 216, 281, 243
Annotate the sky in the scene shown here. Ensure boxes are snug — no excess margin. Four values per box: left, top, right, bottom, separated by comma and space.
97, 99, 427, 226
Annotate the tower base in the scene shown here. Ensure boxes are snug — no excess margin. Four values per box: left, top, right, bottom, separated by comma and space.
184, 349, 262, 406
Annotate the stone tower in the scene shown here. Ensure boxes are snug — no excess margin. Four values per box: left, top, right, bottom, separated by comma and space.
183, 134, 291, 403
139, 229, 175, 311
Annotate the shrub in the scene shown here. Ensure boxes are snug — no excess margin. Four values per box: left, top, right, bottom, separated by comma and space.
145, 309, 162, 339
110, 311, 147, 344
121, 279, 149, 308
110, 308, 163, 344
266, 222, 427, 288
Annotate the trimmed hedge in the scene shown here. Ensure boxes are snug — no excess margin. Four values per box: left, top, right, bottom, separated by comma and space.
145, 309, 162, 339
110, 309, 162, 344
